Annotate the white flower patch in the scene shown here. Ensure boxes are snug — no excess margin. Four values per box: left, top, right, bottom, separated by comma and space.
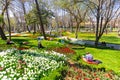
0, 49, 67, 79
0, 51, 7, 56
0, 49, 15, 56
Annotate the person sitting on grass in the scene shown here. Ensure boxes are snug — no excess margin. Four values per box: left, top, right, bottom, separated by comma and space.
6, 39, 14, 45
83, 52, 102, 64
84, 52, 93, 62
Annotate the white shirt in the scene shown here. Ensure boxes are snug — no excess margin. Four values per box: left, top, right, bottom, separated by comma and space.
85, 54, 93, 61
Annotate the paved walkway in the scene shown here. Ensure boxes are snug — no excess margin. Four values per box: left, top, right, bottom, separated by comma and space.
58, 36, 120, 50
83, 40, 120, 50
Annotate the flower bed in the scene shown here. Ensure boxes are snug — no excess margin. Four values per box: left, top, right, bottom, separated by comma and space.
17, 47, 29, 50
65, 66, 120, 80
0, 49, 67, 79
53, 47, 75, 54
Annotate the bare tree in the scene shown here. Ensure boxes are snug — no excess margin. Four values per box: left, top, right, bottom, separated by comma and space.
84, 0, 120, 46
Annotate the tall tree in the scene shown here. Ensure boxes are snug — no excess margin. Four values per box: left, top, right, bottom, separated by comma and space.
6, 0, 11, 41
25, 2, 54, 33
54, 0, 88, 38
0, 15, 7, 40
35, 0, 47, 40
0, 0, 11, 40
20, 0, 31, 32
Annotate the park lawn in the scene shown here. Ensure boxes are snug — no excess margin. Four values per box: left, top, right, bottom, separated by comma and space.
12, 37, 38, 47
0, 39, 6, 44
11, 37, 64, 48
0, 36, 120, 76
75, 47, 120, 75
0, 36, 64, 49
67, 32, 120, 44
0, 39, 13, 51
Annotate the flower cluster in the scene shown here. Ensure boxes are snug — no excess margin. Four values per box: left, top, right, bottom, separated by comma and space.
0, 49, 14, 56
53, 47, 75, 54
0, 49, 67, 79
65, 66, 120, 80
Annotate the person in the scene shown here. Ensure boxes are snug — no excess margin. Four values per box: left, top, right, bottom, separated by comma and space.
38, 37, 44, 48
84, 52, 93, 62
6, 39, 14, 45
83, 52, 102, 64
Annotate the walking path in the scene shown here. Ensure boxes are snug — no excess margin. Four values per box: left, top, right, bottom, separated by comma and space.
58, 36, 120, 50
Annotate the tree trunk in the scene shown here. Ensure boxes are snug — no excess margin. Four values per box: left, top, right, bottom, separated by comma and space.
55, 10, 59, 32
75, 22, 80, 39
26, 25, 30, 32
0, 0, 10, 40
33, 23, 36, 33
70, 14, 74, 32
0, 27, 7, 40
95, 36, 99, 47
35, 0, 47, 40
6, 4, 11, 41
95, 12, 100, 46
22, 1, 31, 33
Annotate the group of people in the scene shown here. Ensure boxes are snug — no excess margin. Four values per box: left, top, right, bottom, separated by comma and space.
83, 52, 102, 64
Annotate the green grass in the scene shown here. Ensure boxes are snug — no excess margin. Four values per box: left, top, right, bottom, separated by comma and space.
0, 38, 6, 44
0, 35, 120, 76
0, 39, 13, 51
74, 47, 120, 75
0, 36, 64, 50
67, 32, 120, 44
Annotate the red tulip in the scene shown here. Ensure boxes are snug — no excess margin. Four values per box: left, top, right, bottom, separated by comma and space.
94, 73, 97, 76
95, 78, 100, 80
18, 60, 23, 63
104, 73, 112, 79
75, 76, 79, 80
0, 67, 3, 71
78, 69, 82, 73
84, 78, 91, 80
83, 73, 86, 76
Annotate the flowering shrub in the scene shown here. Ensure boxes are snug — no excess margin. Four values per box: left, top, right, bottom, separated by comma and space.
0, 49, 67, 79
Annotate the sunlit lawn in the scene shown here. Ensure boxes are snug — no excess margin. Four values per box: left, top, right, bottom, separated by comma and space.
0, 33, 120, 76
74, 47, 120, 75
68, 32, 120, 44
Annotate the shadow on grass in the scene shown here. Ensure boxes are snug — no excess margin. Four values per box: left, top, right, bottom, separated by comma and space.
12, 37, 38, 48
12, 38, 30, 44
